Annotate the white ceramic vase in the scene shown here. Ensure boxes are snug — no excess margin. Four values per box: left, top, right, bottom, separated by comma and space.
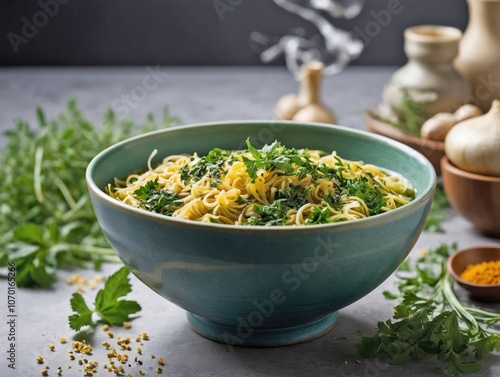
383, 25, 470, 119
455, 0, 500, 112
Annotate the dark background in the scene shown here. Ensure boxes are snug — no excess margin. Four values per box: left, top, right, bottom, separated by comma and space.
1, 0, 468, 67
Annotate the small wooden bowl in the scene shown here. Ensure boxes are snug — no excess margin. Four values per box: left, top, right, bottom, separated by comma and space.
365, 113, 444, 175
447, 245, 500, 301
441, 157, 500, 238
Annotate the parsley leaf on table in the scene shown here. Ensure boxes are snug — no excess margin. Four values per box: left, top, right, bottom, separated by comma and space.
69, 267, 141, 331
356, 243, 500, 376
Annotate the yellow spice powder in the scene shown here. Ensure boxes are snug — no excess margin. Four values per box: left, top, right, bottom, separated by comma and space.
460, 260, 500, 285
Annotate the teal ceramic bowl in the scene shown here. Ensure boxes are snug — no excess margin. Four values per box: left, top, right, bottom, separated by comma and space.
86, 121, 436, 346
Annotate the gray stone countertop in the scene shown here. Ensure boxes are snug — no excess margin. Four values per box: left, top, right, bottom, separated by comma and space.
0, 66, 499, 377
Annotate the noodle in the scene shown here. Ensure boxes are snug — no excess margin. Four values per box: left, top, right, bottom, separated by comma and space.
106, 139, 415, 226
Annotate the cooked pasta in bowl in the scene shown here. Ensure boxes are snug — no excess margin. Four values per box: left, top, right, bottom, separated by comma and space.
106, 140, 415, 226
86, 121, 436, 346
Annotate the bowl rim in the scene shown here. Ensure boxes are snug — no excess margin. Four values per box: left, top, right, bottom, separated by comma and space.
447, 245, 500, 288
86, 120, 437, 232
441, 156, 500, 183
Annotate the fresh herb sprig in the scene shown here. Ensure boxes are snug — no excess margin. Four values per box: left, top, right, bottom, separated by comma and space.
369, 89, 426, 137
393, 89, 427, 136
69, 267, 142, 331
357, 244, 500, 376
242, 138, 311, 181
0, 100, 180, 287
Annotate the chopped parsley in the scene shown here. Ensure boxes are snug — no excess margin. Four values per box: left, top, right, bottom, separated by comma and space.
307, 206, 332, 225
274, 185, 309, 209
345, 177, 385, 215
180, 150, 226, 187
236, 195, 254, 205
247, 200, 288, 226
134, 178, 181, 215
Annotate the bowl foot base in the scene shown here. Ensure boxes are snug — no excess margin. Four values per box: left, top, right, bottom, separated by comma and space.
186, 311, 338, 347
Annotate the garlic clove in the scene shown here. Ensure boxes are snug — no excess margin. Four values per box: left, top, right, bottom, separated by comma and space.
454, 104, 483, 122
445, 100, 500, 176
292, 104, 337, 124
275, 93, 302, 120
420, 113, 457, 141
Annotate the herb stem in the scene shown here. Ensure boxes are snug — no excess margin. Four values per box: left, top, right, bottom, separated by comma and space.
34, 146, 45, 204
358, 244, 500, 375
70, 245, 115, 255
60, 196, 89, 223
464, 307, 500, 322
51, 244, 118, 260
54, 172, 77, 208
441, 274, 480, 334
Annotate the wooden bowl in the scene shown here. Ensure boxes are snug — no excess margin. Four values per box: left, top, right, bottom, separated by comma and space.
447, 245, 500, 301
365, 113, 444, 175
441, 157, 500, 238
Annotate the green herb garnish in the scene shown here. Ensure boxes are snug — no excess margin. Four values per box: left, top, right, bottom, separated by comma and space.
247, 200, 288, 226
180, 149, 226, 187
0, 101, 180, 287
275, 185, 309, 209
69, 267, 142, 331
357, 243, 500, 376
236, 195, 254, 205
346, 177, 385, 215
242, 138, 311, 181
306, 206, 332, 225
134, 178, 180, 215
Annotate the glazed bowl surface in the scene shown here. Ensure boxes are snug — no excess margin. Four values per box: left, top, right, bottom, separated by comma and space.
441, 157, 500, 238
447, 245, 500, 301
87, 121, 436, 346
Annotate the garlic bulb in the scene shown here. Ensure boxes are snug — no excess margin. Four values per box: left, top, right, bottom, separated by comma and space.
275, 94, 301, 120
445, 100, 500, 176
274, 62, 336, 124
293, 103, 336, 123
